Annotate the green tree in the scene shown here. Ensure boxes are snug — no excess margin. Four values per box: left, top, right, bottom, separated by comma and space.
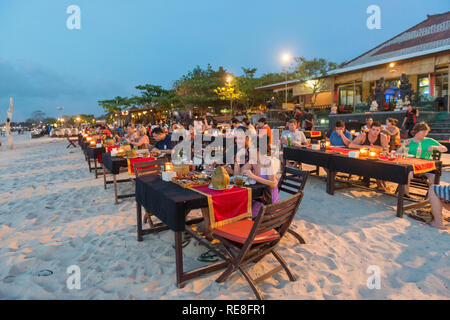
98, 96, 130, 114
134, 84, 180, 111
174, 64, 229, 113
294, 57, 337, 113
28, 110, 46, 123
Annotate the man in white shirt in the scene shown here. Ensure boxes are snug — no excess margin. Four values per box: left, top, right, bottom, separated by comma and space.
281, 119, 307, 147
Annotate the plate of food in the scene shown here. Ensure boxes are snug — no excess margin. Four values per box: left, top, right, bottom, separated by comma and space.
230, 175, 247, 187
208, 184, 233, 190
171, 172, 211, 188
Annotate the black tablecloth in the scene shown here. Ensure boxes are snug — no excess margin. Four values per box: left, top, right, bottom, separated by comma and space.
283, 147, 441, 185
329, 154, 411, 184
87, 146, 105, 160
283, 147, 332, 168
101, 152, 128, 174
135, 175, 267, 232
80, 140, 87, 151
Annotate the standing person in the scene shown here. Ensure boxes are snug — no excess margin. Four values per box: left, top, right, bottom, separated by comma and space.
303, 109, 314, 131
402, 104, 418, 138
293, 107, 304, 129
329, 120, 352, 147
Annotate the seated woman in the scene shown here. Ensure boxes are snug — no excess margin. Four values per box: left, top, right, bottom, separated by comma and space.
127, 126, 150, 150
382, 118, 401, 151
235, 146, 280, 219
398, 122, 447, 197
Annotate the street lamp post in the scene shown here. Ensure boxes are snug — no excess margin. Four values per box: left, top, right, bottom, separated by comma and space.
226, 75, 233, 116
281, 53, 291, 107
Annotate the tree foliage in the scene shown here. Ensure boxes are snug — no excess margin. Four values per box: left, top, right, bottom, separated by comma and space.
294, 57, 337, 111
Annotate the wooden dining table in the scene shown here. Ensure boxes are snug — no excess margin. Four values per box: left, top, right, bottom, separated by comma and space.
135, 174, 268, 288
283, 146, 442, 217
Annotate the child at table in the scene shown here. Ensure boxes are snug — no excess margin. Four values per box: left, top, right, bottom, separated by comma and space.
236, 146, 280, 218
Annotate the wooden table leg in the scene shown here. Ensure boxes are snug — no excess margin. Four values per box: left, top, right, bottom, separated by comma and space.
102, 164, 107, 189
397, 184, 405, 218
434, 169, 441, 185
113, 174, 119, 205
136, 203, 143, 242
326, 170, 336, 195
94, 158, 98, 179
175, 231, 185, 288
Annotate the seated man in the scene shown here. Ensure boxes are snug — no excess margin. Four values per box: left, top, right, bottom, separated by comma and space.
329, 120, 352, 147
349, 121, 389, 191
349, 121, 388, 152
362, 117, 373, 133
151, 127, 173, 154
281, 119, 307, 147
428, 184, 450, 229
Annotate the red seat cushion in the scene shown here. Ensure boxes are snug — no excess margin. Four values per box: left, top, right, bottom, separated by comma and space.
213, 219, 280, 244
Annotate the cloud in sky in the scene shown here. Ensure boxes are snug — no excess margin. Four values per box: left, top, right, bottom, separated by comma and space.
0, 59, 128, 122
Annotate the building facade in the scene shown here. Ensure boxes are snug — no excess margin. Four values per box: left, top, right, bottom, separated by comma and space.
257, 12, 450, 112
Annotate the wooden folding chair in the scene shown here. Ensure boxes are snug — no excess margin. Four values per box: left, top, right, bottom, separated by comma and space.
278, 167, 309, 244
212, 192, 304, 300
408, 150, 441, 198
66, 137, 78, 148
133, 158, 165, 228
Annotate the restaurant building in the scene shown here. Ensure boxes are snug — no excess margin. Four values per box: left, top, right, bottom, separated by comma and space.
257, 11, 450, 112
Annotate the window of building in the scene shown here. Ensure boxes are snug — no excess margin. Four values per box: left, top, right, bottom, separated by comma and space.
418, 75, 431, 102
338, 85, 361, 106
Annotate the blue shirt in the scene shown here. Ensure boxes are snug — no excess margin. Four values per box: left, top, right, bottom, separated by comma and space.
330, 130, 352, 147
154, 133, 173, 150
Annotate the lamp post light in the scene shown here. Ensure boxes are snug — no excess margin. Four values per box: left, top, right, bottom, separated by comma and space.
226, 75, 233, 116
281, 53, 291, 106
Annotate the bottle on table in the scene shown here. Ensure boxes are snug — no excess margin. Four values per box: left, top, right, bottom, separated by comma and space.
416, 142, 422, 159
287, 136, 291, 148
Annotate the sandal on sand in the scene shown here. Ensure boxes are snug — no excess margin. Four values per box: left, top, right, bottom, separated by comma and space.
408, 209, 433, 223
172, 238, 191, 249
197, 250, 219, 263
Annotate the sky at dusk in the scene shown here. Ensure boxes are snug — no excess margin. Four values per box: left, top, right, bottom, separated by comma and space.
1, 0, 449, 121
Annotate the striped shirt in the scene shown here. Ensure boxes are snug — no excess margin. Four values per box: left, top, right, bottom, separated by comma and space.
432, 185, 450, 201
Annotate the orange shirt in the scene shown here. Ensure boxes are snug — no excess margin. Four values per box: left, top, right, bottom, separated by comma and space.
103, 128, 112, 137
259, 125, 272, 145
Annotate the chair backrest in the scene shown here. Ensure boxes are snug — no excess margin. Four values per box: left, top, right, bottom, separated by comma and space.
432, 150, 442, 161
278, 167, 309, 195
237, 192, 304, 263
132, 158, 164, 178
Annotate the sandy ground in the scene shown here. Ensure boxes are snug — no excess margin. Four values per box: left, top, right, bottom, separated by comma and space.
0, 133, 449, 300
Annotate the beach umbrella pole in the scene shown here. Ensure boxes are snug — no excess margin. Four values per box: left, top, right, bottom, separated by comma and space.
6, 97, 14, 150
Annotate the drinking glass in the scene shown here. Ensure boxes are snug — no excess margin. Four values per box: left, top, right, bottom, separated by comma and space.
403, 147, 409, 158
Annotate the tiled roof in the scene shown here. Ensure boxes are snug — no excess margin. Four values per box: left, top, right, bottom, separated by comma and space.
335, 12, 450, 72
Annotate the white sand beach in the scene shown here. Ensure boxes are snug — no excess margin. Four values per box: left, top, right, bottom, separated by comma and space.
0, 134, 449, 300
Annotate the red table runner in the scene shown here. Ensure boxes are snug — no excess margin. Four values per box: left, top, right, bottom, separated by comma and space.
378, 155, 436, 174
191, 185, 252, 229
